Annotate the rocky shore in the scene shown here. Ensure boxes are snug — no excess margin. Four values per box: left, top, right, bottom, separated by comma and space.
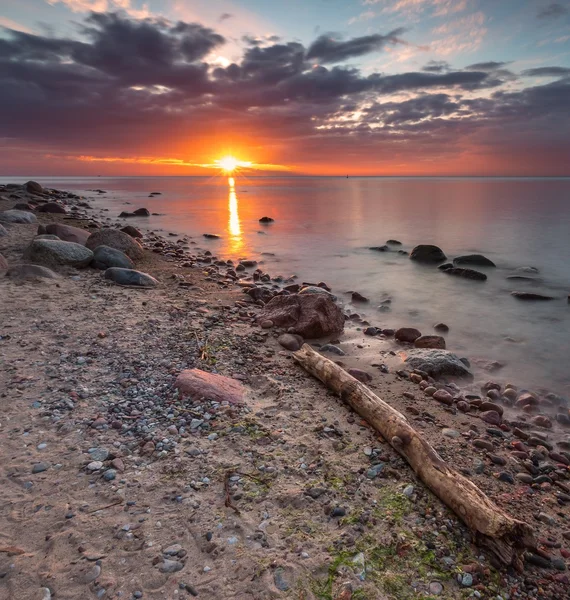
1, 182, 569, 600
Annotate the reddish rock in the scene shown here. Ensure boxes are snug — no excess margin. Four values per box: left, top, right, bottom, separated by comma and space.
480, 410, 502, 426
433, 389, 453, 406
532, 415, 553, 429
121, 225, 143, 238
457, 400, 470, 412
277, 333, 304, 351
516, 392, 539, 408
86, 228, 144, 260
472, 439, 494, 451
479, 401, 504, 416
395, 327, 422, 343
347, 368, 373, 383
414, 335, 446, 349
175, 369, 245, 404
482, 381, 501, 393
141, 441, 155, 455
256, 293, 344, 339
111, 458, 125, 472
45, 223, 91, 245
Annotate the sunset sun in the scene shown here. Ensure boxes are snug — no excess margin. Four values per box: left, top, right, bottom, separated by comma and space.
215, 155, 252, 173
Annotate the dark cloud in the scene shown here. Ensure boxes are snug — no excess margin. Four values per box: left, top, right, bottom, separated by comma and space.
465, 61, 507, 71
422, 60, 450, 73
218, 13, 233, 23
537, 3, 569, 19
306, 29, 406, 64
522, 66, 570, 77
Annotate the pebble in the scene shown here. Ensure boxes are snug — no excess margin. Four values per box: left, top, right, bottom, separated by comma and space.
442, 428, 460, 438
103, 469, 117, 481
472, 439, 494, 451
498, 472, 514, 484
403, 485, 415, 498
366, 463, 385, 479
159, 559, 184, 573
516, 473, 533, 483
429, 581, 443, 595
32, 462, 49, 474
458, 573, 473, 587
88, 447, 109, 461
320, 344, 345, 356
330, 507, 346, 518
273, 568, 290, 591
87, 461, 103, 471
81, 563, 101, 584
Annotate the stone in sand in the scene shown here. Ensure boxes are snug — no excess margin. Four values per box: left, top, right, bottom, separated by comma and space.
0, 209, 37, 224
104, 267, 158, 287
86, 228, 144, 260
348, 368, 373, 383
25, 180, 43, 194
395, 327, 422, 343
45, 223, 91, 245
175, 369, 245, 404
257, 293, 344, 339
23, 239, 94, 268
0, 253, 8, 271
0, 223, 7, 237
37, 202, 67, 214
278, 333, 304, 351
121, 225, 143, 238
480, 410, 502, 426
259, 216, 274, 223
410, 244, 446, 262
443, 267, 487, 281
414, 335, 446, 349
453, 254, 496, 267
92, 245, 135, 270
404, 349, 472, 378
6, 264, 59, 280
511, 291, 554, 301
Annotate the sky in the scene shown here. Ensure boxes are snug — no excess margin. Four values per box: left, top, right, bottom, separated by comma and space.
0, 0, 569, 176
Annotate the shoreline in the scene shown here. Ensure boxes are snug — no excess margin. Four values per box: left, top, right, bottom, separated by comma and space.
1, 182, 570, 599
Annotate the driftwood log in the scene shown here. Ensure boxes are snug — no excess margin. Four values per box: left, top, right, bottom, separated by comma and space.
293, 344, 535, 570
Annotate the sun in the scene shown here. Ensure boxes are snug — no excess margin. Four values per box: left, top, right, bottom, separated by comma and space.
215, 155, 253, 173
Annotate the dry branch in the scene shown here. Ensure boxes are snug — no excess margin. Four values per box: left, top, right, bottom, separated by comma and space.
293, 343, 535, 570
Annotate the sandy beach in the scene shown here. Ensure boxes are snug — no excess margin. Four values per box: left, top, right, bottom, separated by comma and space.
1, 182, 570, 600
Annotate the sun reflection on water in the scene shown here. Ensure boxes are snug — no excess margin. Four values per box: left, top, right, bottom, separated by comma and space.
228, 176, 243, 253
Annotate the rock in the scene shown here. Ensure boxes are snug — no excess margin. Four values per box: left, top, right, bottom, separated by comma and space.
87, 461, 103, 471
37, 203, 67, 214
0, 209, 37, 224
453, 254, 496, 267
80, 563, 101, 584
104, 268, 158, 287
442, 428, 460, 438
259, 216, 274, 223
175, 369, 245, 404
35, 234, 61, 241
472, 439, 494, 451
32, 462, 49, 474
442, 267, 487, 281
330, 507, 346, 517
487, 453, 506, 466
25, 180, 43, 194
433, 390, 453, 406
45, 223, 91, 245
299, 285, 336, 300
410, 244, 446, 262
0, 223, 7, 237
119, 208, 150, 217
88, 448, 109, 461
257, 293, 344, 339
386, 239, 402, 245
320, 344, 345, 356
428, 581, 443, 595
511, 292, 555, 301
277, 333, 304, 351
203, 233, 221, 239
273, 568, 290, 591
438, 263, 453, 270
480, 410, 502, 426
92, 246, 135, 270
414, 335, 446, 349
121, 225, 143, 238
23, 239, 94, 268
351, 291, 368, 303
6, 264, 59, 280
516, 472, 533, 484
369, 245, 389, 252
0, 253, 8, 271
404, 349, 472, 378
347, 368, 372, 383
395, 327, 422, 343
13, 203, 35, 211
103, 469, 116, 481
434, 323, 449, 332
86, 229, 144, 260
159, 559, 184, 573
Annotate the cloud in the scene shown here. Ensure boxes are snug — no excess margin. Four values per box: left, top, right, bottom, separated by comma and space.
522, 66, 570, 77
47, 0, 150, 19
218, 13, 233, 23
422, 60, 450, 72
537, 3, 569, 19
364, 0, 470, 18
465, 61, 507, 71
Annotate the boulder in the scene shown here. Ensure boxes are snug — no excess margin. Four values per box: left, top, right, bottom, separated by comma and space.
121, 225, 143, 238
404, 349, 472, 378
92, 245, 135, 270
86, 228, 144, 260
37, 203, 67, 214
299, 285, 337, 300
25, 180, 43, 194
434, 323, 449, 332
35, 234, 61, 241
174, 369, 245, 404
257, 293, 344, 339
443, 267, 487, 281
6, 264, 59, 280
511, 292, 555, 301
0, 209, 37, 224
410, 244, 446, 262
453, 254, 496, 267
119, 207, 150, 217
104, 268, 158, 287
395, 327, 422, 343
386, 239, 402, 245
414, 335, 446, 349
259, 216, 274, 223
0, 253, 8, 271
278, 333, 304, 351
45, 223, 91, 245
0, 224, 8, 237
23, 239, 93, 268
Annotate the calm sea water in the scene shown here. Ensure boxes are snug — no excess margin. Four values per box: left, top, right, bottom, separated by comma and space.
4, 175, 570, 394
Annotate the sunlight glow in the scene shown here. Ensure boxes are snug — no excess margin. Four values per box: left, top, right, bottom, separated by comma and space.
215, 155, 253, 173
227, 176, 243, 254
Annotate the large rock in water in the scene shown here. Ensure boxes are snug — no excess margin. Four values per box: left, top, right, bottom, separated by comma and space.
45, 223, 90, 245
86, 228, 144, 260
414, 335, 446, 349
410, 245, 446, 262
6, 264, 59, 280
25, 180, 43, 194
174, 369, 245, 404
404, 349, 472, 378
442, 267, 487, 281
453, 254, 496, 267
0, 209, 37, 224
92, 246, 135, 270
104, 267, 158, 287
257, 293, 344, 338
395, 327, 422, 343
23, 239, 94, 268
37, 203, 67, 214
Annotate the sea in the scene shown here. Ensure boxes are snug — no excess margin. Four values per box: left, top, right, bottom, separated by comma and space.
3, 175, 570, 396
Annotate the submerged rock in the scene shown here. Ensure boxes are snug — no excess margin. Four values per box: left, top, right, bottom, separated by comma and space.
369, 245, 389, 252
86, 228, 144, 260
104, 267, 158, 287
0, 209, 37, 224
404, 349, 472, 378
511, 291, 555, 301
442, 267, 487, 281
395, 327, 422, 343
259, 216, 274, 223
92, 245, 135, 270
119, 207, 150, 217
175, 369, 245, 404
203, 233, 221, 239
410, 244, 446, 262
23, 239, 93, 268
386, 239, 402, 245
257, 293, 344, 339
453, 254, 496, 267
45, 223, 90, 245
